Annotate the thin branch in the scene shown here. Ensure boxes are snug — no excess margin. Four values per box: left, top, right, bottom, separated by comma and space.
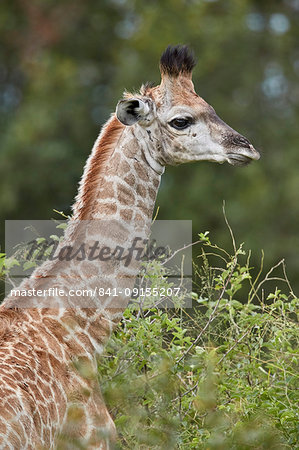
248, 249, 264, 303
254, 259, 288, 295
217, 326, 251, 365
162, 240, 201, 266
223, 200, 236, 254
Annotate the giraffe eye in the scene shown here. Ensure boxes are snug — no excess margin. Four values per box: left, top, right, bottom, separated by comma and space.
169, 117, 192, 130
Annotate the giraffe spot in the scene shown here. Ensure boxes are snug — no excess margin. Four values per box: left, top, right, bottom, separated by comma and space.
96, 220, 128, 244
98, 181, 115, 199
117, 184, 135, 206
120, 209, 133, 221
123, 137, 139, 158
41, 383, 52, 399
98, 201, 117, 215
66, 333, 90, 354
137, 201, 151, 217
153, 178, 160, 188
136, 184, 147, 197
124, 173, 135, 186
148, 187, 157, 201
29, 382, 45, 403
119, 160, 130, 176
88, 321, 111, 343
134, 162, 149, 182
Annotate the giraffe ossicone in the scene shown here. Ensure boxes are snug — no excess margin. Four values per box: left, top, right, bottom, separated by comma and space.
0, 45, 260, 449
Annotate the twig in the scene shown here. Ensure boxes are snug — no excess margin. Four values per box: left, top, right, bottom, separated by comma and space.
162, 240, 201, 265
254, 259, 288, 295
217, 326, 251, 365
172, 381, 199, 403
223, 200, 236, 254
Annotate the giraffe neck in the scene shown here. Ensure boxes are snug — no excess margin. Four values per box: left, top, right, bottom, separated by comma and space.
73, 114, 163, 223
65, 115, 163, 344
5, 115, 164, 354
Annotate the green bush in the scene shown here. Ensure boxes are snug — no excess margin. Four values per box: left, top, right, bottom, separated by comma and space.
98, 234, 298, 449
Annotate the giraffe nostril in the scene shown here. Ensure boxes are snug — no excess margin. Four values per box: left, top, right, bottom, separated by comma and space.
233, 135, 251, 149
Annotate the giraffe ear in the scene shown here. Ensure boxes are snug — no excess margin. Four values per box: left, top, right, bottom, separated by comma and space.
116, 98, 150, 126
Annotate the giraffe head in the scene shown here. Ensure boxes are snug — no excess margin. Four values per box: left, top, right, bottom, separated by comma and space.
116, 45, 260, 169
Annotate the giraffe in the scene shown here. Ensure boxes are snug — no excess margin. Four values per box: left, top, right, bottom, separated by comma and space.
0, 45, 260, 449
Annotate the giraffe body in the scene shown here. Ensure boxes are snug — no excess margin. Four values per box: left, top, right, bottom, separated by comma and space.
0, 46, 259, 449
0, 118, 161, 449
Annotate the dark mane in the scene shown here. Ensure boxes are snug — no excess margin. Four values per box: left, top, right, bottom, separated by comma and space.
159, 45, 196, 77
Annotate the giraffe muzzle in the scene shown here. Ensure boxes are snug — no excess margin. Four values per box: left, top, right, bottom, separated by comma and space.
227, 145, 260, 166
225, 133, 260, 166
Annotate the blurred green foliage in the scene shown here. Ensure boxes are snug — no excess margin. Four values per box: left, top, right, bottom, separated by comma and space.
1, 0, 299, 289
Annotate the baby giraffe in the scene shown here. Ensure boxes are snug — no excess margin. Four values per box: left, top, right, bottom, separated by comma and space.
0, 45, 259, 449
